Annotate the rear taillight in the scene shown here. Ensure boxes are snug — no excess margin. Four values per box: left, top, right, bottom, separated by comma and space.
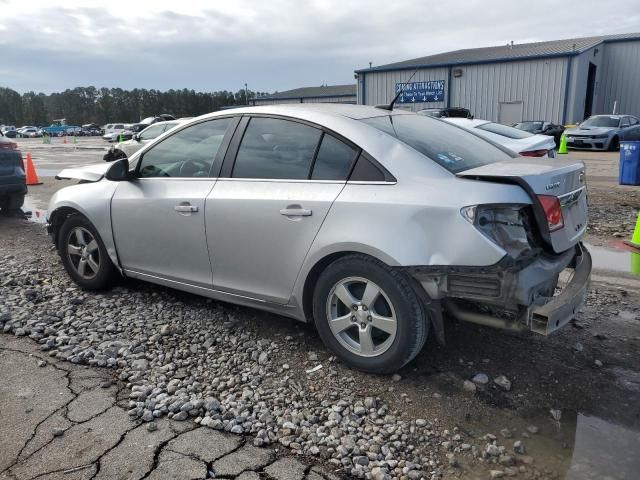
19, 154, 25, 172
537, 195, 564, 231
0, 142, 18, 150
520, 149, 548, 157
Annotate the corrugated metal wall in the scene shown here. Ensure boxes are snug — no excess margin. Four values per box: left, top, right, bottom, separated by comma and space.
362, 68, 449, 111
359, 58, 568, 123
253, 96, 356, 105
596, 41, 640, 117
451, 58, 567, 123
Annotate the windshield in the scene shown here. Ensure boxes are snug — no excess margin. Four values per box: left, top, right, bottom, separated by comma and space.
514, 121, 543, 132
580, 116, 620, 128
360, 114, 514, 174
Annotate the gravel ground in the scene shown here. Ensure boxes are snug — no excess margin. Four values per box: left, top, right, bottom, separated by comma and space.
2, 145, 640, 479
2, 214, 640, 480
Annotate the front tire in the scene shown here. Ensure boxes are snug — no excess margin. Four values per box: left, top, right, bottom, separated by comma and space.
313, 254, 428, 374
58, 215, 117, 290
609, 136, 620, 151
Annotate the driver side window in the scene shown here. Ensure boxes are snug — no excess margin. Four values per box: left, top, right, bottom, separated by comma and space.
138, 118, 232, 178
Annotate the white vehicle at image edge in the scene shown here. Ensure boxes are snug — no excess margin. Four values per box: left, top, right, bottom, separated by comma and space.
46, 104, 591, 373
442, 118, 557, 158
107, 121, 184, 160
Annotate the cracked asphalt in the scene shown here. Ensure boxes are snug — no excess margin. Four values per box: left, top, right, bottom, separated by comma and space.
0, 334, 338, 480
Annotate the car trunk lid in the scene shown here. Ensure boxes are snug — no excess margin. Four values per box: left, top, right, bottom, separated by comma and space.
458, 157, 587, 253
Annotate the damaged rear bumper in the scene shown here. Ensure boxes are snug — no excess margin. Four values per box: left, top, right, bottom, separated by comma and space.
409, 243, 592, 335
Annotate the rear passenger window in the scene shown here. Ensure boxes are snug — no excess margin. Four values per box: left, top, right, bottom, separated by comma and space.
311, 134, 358, 180
232, 118, 321, 180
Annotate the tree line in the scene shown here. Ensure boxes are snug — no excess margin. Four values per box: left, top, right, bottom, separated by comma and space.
0, 86, 269, 126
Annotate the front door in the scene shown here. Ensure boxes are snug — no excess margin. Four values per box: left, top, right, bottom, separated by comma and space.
111, 117, 234, 286
206, 116, 359, 303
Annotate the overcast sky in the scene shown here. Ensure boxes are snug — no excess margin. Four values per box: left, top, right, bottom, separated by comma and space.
1, 0, 639, 94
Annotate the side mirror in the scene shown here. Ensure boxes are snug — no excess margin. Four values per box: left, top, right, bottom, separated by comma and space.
133, 133, 140, 142
105, 158, 131, 181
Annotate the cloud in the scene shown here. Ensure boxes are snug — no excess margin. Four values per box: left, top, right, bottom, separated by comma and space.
0, 0, 638, 93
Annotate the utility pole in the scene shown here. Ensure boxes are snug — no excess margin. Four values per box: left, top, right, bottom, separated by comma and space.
245, 83, 249, 106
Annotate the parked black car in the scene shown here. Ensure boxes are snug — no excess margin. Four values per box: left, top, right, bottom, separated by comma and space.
81, 124, 103, 136
0, 132, 26, 211
513, 121, 565, 146
418, 107, 473, 119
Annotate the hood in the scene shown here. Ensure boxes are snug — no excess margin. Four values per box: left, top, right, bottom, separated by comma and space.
567, 126, 615, 135
55, 162, 111, 182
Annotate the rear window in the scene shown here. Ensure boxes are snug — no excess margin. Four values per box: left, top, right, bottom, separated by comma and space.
515, 121, 543, 132
360, 114, 514, 174
476, 122, 533, 139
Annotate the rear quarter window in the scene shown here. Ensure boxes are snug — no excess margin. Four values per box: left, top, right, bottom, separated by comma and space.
360, 114, 514, 174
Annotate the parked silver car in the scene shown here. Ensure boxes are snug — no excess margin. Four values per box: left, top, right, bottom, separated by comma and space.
47, 105, 591, 373
565, 114, 640, 151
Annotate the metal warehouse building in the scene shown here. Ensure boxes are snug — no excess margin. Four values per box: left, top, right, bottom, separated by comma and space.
355, 33, 640, 124
251, 84, 356, 105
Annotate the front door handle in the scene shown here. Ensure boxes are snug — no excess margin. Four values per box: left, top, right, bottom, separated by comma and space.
174, 203, 199, 213
279, 208, 312, 217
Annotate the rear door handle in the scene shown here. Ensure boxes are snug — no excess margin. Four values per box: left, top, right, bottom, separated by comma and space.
174, 204, 199, 213
279, 208, 312, 217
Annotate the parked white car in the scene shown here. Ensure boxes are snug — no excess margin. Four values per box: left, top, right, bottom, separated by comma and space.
102, 124, 129, 142
105, 121, 183, 160
442, 118, 557, 157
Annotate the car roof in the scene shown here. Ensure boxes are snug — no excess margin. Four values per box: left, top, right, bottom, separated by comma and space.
198, 104, 414, 122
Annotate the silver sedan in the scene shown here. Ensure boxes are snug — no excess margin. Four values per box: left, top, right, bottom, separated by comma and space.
47, 105, 591, 373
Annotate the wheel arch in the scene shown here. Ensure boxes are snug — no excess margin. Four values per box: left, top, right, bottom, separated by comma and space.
299, 246, 400, 323
49, 203, 122, 274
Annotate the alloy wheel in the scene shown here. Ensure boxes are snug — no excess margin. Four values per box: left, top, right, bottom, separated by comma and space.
326, 276, 397, 357
66, 227, 100, 280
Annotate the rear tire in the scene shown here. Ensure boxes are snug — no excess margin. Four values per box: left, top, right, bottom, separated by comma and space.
58, 215, 117, 290
313, 254, 428, 374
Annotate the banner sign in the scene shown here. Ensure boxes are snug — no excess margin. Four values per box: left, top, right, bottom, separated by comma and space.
395, 80, 445, 103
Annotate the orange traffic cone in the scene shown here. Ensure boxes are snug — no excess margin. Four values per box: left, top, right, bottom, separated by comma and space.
25, 152, 43, 186
63, 135, 67, 144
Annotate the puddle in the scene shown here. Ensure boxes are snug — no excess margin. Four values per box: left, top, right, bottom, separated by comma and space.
566, 414, 640, 479
464, 408, 640, 479
585, 243, 640, 276
36, 168, 60, 177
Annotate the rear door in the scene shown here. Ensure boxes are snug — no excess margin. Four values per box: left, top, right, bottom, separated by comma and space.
111, 117, 236, 286
206, 116, 359, 304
